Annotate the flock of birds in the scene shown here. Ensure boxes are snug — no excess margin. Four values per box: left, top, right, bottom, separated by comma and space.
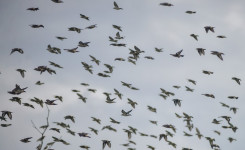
0, 1, 243, 150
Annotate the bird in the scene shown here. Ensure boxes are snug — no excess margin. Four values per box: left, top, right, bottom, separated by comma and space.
89, 55, 100, 65
78, 132, 91, 138
10, 48, 24, 55
187, 79, 196, 85
91, 117, 101, 124
115, 32, 124, 39
77, 93, 87, 103
155, 47, 163, 52
102, 140, 111, 149
190, 34, 198, 41
78, 41, 90, 47
8, 84, 27, 95
68, 27, 82, 33
109, 36, 118, 43
80, 14, 89, 20
170, 49, 184, 58
49, 61, 63, 69
232, 77, 241, 85
212, 119, 222, 124
195, 128, 203, 139
196, 48, 206, 56
159, 133, 168, 141
202, 70, 213, 75
217, 35, 226, 38
112, 25, 122, 31
16, 69, 26, 78
228, 137, 236, 143
211, 51, 224, 60
202, 93, 215, 99
50, 128, 60, 133
27, 7, 39, 11
113, 1, 122, 10
80, 145, 90, 150
51, 0, 63, 3
30, 97, 43, 108
64, 115, 75, 123
185, 86, 194, 92
228, 96, 239, 99
121, 109, 132, 116
186, 11, 196, 14
20, 137, 32, 143
89, 127, 98, 135
162, 124, 176, 133
86, 24, 97, 29
9, 97, 22, 105
127, 98, 138, 108
220, 102, 230, 108
230, 107, 238, 114
64, 47, 79, 53
160, 2, 174, 6
29, 24, 44, 28
110, 117, 120, 124
45, 99, 57, 105
147, 105, 157, 113
172, 99, 182, 107
1, 111, 12, 120
114, 89, 123, 99
22, 103, 35, 109
56, 36, 67, 40
204, 26, 215, 33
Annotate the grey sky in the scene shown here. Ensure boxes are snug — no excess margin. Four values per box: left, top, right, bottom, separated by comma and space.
0, 0, 245, 150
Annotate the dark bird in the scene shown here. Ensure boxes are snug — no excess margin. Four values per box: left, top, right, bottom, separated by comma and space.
20, 137, 32, 143
188, 79, 196, 85
16, 69, 26, 78
155, 47, 163, 52
186, 11, 196, 14
220, 102, 229, 108
22, 103, 35, 109
1, 111, 12, 120
162, 124, 176, 133
110, 117, 120, 124
228, 137, 236, 143
195, 128, 203, 139
86, 24, 97, 29
9, 97, 21, 105
170, 49, 184, 58
121, 109, 132, 116
211, 51, 224, 60
204, 26, 215, 33
196, 48, 206, 56
45, 99, 57, 105
78, 132, 91, 138
80, 145, 90, 150
64, 115, 75, 123
77, 93, 87, 103
80, 14, 89, 20
113, 1, 122, 10
8, 84, 27, 95
127, 98, 138, 108
202, 93, 215, 99
30, 97, 43, 108
212, 119, 222, 124
68, 27, 82, 33
27, 7, 39, 11
147, 145, 155, 150
185, 86, 194, 92
232, 77, 241, 85
102, 140, 111, 149
109, 36, 118, 43
64, 47, 79, 53
1, 124, 12, 127
202, 70, 213, 75
51, 0, 63, 3
110, 43, 126, 47
91, 117, 101, 124
112, 25, 122, 31
89, 127, 98, 135
190, 34, 198, 41
172, 99, 182, 107
46, 44, 61, 54
228, 96, 239, 99
147, 105, 157, 113
49, 61, 63, 68
114, 89, 123, 99
144, 56, 154, 60
78, 41, 90, 47
50, 128, 60, 133
160, 2, 174, 6
159, 133, 168, 141
29, 24, 44, 28
217, 35, 226, 38
89, 55, 100, 65
10, 48, 24, 55
56, 36, 67, 40
230, 107, 238, 114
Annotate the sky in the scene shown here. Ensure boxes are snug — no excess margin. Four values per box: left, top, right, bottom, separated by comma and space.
0, 0, 245, 150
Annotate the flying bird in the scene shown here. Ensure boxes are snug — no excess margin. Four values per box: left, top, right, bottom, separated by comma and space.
211, 51, 224, 60
10, 48, 24, 55
204, 26, 215, 33
113, 1, 122, 10
170, 49, 184, 58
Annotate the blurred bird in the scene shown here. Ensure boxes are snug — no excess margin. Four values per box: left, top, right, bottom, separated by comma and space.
56, 36, 67, 40
160, 2, 174, 6
10, 48, 24, 55
202, 70, 213, 75
9, 97, 21, 105
186, 11, 196, 14
78, 132, 91, 138
170, 49, 184, 58
113, 1, 122, 10
211, 51, 224, 60
110, 117, 120, 124
51, 0, 63, 3
217, 35, 226, 38
64, 47, 79, 53
121, 109, 132, 116
190, 34, 198, 41
29, 24, 44, 28
68, 27, 82, 33
80, 14, 89, 20
232, 77, 241, 85
1, 111, 12, 120
196, 48, 206, 56
204, 26, 215, 33
8, 84, 27, 95
20, 137, 32, 143
27, 7, 39, 11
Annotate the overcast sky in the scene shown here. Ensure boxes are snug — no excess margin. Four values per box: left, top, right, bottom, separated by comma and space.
0, 0, 245, 150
